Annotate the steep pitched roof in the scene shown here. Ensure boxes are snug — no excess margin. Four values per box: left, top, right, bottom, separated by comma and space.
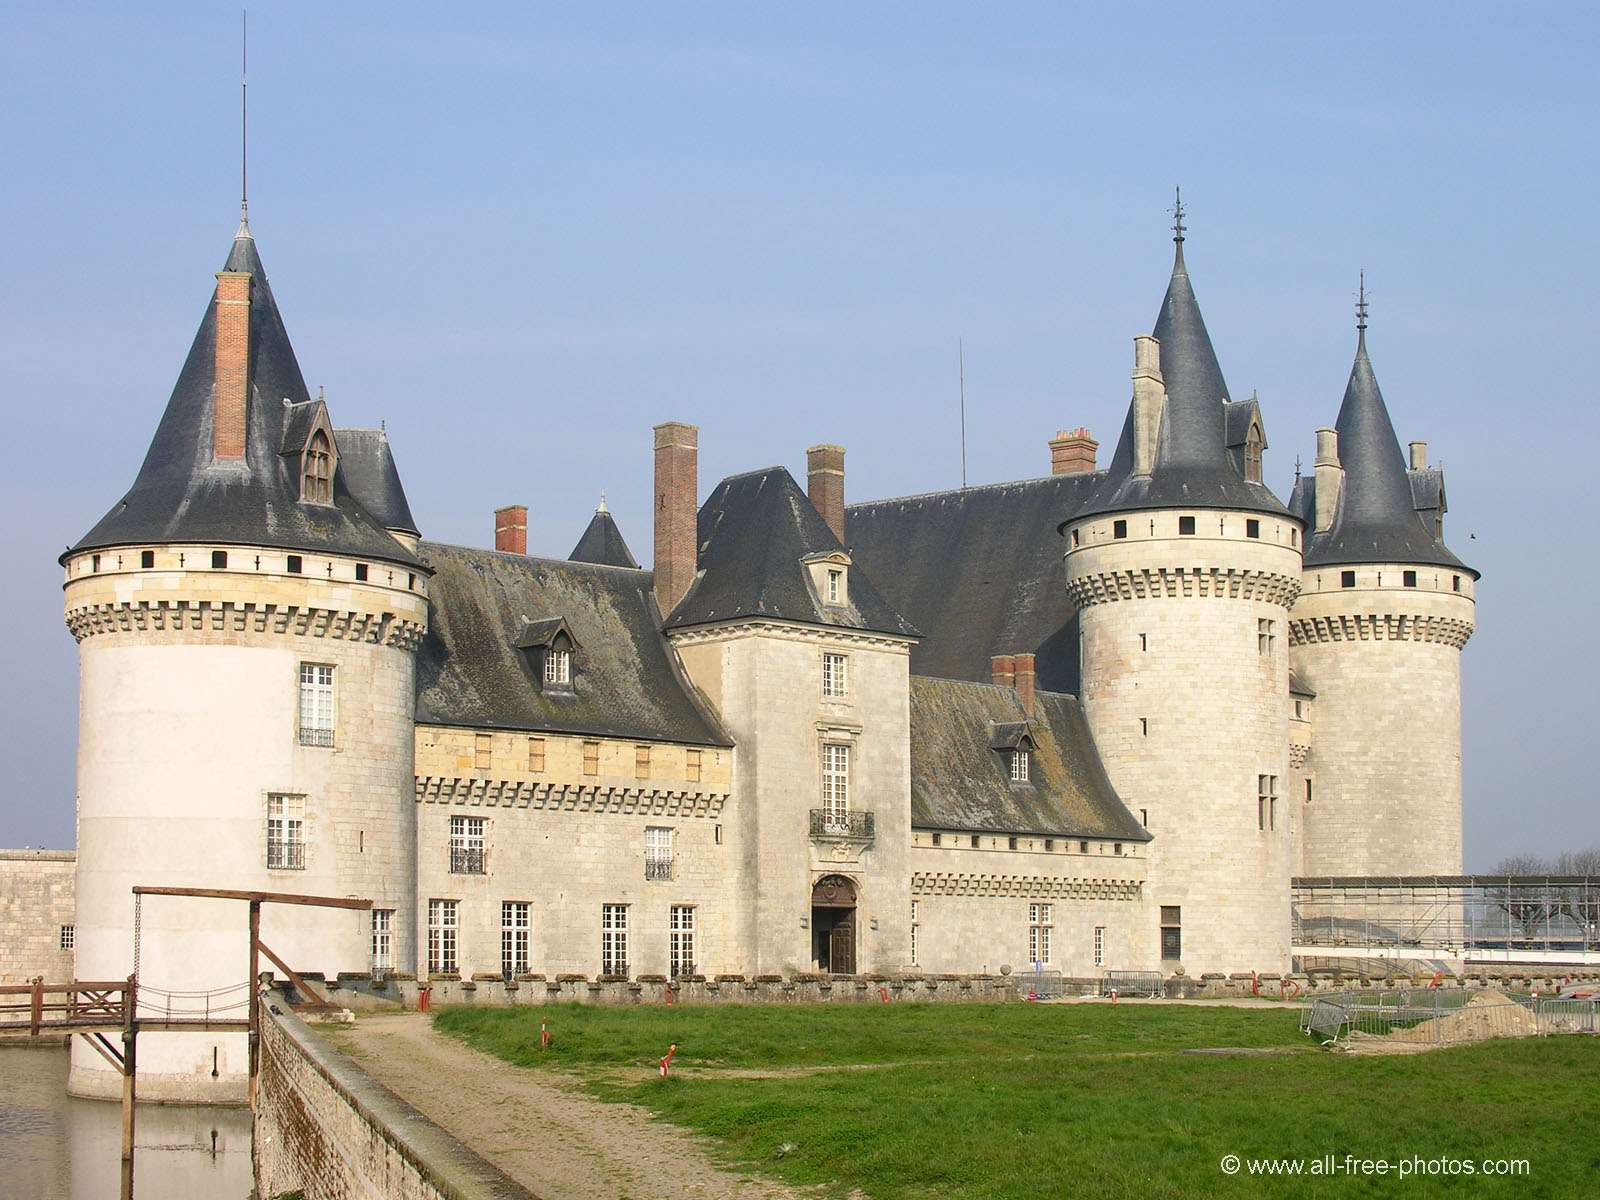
416, 542, 729, 746
334, 428, 420, 537
847, 475, 1095, 692
909, 677, 1149, 840
1077, 237, 1291, 520
67, 229, 420, 567
569, 501, 639, 569
1304, 328, 1472, 573
665, 466, 917, 638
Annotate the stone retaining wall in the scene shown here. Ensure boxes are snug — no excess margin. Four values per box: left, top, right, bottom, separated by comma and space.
255, 1003, 532, 1200
0, 849, 75, 984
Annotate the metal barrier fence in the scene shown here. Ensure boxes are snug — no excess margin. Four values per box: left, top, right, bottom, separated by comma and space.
1023, 970, 1064, 999
1302, 988, 1599, 1048
1102, 971, 1164, 998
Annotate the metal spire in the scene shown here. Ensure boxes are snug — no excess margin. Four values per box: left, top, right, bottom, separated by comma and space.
1171, 187, 1186, 243
1356, 270, 1369, 333
237, 11, 251, 238
597, 491, 609, 514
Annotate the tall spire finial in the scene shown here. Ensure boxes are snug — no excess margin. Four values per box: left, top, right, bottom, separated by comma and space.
1356, 270, 1369, 333
1171, 186, 1186, 243
237, 11, 251, 238
597, 491, 609, 514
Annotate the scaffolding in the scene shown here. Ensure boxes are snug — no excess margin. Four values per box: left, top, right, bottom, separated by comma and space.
1292, 876, 1600, 963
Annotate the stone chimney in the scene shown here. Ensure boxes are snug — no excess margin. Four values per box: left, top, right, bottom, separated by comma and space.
654, 421, 699, 615
1130, 335, 1165, 477
990, 654, 1016, 689
1409, 440, 1427, 470
212, 271, 252, 460
494, 505, 527, 554
1013, 652, 1037, 715
807, 444, 846, 544
1314, 428, 1343, 534
1048, 428, 1098, 475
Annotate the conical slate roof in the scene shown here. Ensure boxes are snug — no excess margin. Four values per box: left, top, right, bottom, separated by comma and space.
1303, 328, 1471, 573
664, 466, 918, 638
1076, 237, 1290, 520
67, 228, 420, 567
569, 500, 639, 569
335, 428, 420, 537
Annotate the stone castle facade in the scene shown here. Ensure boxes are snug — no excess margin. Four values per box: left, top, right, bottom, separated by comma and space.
49, 206, 1474, 1099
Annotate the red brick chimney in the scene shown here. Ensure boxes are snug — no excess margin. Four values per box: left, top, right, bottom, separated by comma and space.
1048, 428, 1098, 475
990, 654, 1016, 689
494, 505, 527, 554
653, 422, 699, 615
807, 444, 846, 545
1013, 652, 1037, 715
212, 271, 252, 460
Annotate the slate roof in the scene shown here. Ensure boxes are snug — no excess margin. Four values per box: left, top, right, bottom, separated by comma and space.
1302, 328, 1473, 574
335, 428, 420, 537
416, 542, 730, 745
665, 467, 918, 638
846, 475, 1095, 693
68, 228, 421, 568
909, 677, 1150, 840
569, 503, 639, 569
1077, 237, 1291, 521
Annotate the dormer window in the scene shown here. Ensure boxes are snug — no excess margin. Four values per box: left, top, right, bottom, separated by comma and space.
303, 430, 333, 504
803, 551, 852, 608
1009, 749, 1031, 782
516, 617, 580, 694
544, 647, 571, 686
1244, 425, 1264, 483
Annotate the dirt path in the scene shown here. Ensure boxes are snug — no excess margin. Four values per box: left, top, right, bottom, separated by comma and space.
326, 1012, 813, 1200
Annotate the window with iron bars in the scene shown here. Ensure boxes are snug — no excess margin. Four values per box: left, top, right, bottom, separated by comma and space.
1093, 925, 1105, 967
601, 904, 629, 976
669, 905, 696, 979
298, 663, 335, 746
449, 814, 486, 874
645, 826, 673, 881
1160, 906, 1182, 961
371, 909, 393, 973
502, 901, 530, 978
910, 900, 920, 967
1028, 903, 1053, 965
267, 794, 306, 869
427, 899, 457, 974
59, 924, 75, 951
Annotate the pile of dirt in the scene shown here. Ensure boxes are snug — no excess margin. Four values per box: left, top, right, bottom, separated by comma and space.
1343, 989, 1539, 1055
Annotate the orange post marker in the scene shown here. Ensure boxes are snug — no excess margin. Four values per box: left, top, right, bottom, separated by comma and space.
659, 1042, 678, 1078
540, 1022, 551, 1049
878, 986, 890, 1003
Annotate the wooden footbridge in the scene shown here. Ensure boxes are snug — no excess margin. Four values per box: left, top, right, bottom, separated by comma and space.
0, 885, 370, 1199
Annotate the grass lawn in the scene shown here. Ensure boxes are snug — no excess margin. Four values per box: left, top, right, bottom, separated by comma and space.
435, 1002, 1600, 1199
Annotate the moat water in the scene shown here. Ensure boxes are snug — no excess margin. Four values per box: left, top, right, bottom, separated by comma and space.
0, 1046, 252, 1199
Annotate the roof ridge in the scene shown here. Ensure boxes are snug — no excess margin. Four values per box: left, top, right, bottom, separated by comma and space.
849, 472, 1101, 511
421, 539, 649, 573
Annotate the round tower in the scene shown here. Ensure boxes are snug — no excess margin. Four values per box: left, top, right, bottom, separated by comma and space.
1288, 302, 1476, 877
1063, 223, 1303, 974
63, 220, 429, 1102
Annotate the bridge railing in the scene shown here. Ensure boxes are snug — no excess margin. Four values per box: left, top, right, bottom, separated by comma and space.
0, 979, 130, 1036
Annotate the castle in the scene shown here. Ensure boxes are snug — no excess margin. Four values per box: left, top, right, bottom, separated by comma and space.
59, 203, 1475, 1100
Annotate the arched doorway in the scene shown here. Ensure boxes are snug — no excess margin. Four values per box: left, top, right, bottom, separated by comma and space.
811, 874, 858, 975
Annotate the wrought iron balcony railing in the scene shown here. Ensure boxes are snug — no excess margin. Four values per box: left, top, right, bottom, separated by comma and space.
449, 846, 486, 875
267, 840, 305, 870
809, 809, 875, 841
298, 725, 335, 747
645, 857, 674, 881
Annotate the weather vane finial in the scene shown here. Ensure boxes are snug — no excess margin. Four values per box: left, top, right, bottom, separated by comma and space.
238, 11, 250, 236
1171, 187, 1186, 243
1356, 270, 1369, 333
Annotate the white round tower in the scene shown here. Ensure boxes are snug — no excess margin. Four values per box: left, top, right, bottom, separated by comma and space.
63, 223, 428, 1102
1062, 228, 1304, 974
1289, 310, 1476, 877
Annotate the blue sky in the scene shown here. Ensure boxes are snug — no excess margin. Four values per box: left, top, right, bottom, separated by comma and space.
2, 3, 1595, 864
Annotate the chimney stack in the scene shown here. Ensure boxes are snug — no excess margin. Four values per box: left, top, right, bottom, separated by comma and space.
1313, 428, 1343, 534
1048, 428, 1098, 475
1013, 652, 1037, 715
494, 505, 528, 554
807, 444, 846, 544
990, 654, 1016, 690
212, 271, 252, 460
1409, 440, 1428, 470
654, 421, 699, 615
1131, 335, 1166, 477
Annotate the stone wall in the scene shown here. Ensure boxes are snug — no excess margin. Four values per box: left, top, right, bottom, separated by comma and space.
255, 1004, 533, 1200
0, 850, 76, 984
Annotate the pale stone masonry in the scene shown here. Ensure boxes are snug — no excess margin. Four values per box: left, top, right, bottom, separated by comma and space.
39, 202, 1478, 1103
0, 850, 76, 984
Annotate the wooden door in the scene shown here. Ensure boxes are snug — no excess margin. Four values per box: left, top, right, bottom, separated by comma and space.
829, 909, 856, 975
